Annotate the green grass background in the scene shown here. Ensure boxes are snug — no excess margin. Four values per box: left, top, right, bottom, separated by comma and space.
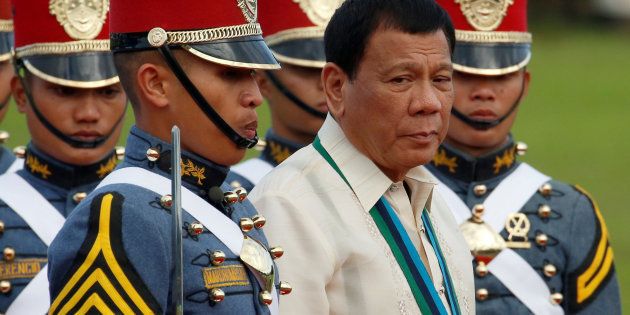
1, 22, 628, 309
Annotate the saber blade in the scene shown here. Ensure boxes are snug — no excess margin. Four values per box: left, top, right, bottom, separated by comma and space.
171, 126, 184, 314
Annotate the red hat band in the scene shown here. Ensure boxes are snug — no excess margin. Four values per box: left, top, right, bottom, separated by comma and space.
12, 0, 118, 88
260, 0, 344, 68
436, 0, 532, 76
110, 0, 279, 70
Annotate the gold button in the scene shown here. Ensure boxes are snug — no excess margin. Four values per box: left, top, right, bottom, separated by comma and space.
240, 218, 254, 232
160, 194, 173, 209
536, 233, 549, 246
538, 205, 552, 219
146, 148, 160, 162
475, 261, 488, 277
0, 220, 4, 234
476, 288, 489, 301
188, 222, 204, 236
224, 191, 239, 205
230, 180, 242, 189
259, 291, 273, 305
115, 146, 125, 160
210, 288, 225, 302
13, 146, 26, 158
473, 185, 488, 196
0, 280, 11, 294
3, 247, 15, 261
254, 140, 267, 152
270, 246, 284, 259
210, 250, 226, 266
73, 192, 87, 204
550, 292, 563, 305
472, 204, 485, 218
516, 142, 528, 156
0, 131, 9, 143
279, 281, 292, 295
543, 264, 557, 278
539, 183, 553, 197
235, 187, 248, 202
252, 215, 266, 229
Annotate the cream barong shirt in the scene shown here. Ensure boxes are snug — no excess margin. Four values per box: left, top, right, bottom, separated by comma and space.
250, 116, 474, 314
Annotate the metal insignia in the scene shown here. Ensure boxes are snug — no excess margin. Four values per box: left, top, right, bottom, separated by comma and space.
49, 0, 109, 40
237, 0, 258, 24
505, 213, 531, 249
293, 0, 345, 27
455, 0, 514, 31
240, 236, 274, 292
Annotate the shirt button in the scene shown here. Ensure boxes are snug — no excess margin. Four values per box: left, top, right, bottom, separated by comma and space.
389, 183, 400, 192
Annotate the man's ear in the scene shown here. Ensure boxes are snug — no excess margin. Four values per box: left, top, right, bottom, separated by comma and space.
322, 62, 347, 119
136, 62, 171, 109
10, 75, 27, 113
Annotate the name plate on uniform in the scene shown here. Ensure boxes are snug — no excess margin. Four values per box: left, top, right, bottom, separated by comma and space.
0, 258, 47, 280
203, 265, 251, 289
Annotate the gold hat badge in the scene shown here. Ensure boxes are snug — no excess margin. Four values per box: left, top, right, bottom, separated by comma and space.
49, 0, 109, 40
293, 0, 345, 26
237, 0, 258, 24
455, 0, 514, 31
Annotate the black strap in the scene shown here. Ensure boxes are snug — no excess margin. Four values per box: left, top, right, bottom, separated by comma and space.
451, 76, 527, 130
266, 71, 327, 119
13, 59, 125, 149
157, 45, 258, 149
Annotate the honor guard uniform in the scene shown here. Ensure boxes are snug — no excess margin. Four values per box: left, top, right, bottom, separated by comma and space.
47, 0, 290, 313
0, 0, 126, 313
431, 1, 622, 314
0, 0, 19, 174
227, 0, 338, 191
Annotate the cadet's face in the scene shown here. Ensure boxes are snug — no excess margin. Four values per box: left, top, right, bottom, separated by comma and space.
14, 76, 126, 165
333, 29, 453, 180
260, 65, 326, 143
445, 70, 529, 154
0, 61, 14, 122
174, 53, 263, 166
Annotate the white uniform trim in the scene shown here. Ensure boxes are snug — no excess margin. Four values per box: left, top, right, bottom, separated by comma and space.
96, 167, 279, 315
431, 163, 563, 315
6, 158, 23, 173
230, 158, 274, 186
0, 173, 65, 315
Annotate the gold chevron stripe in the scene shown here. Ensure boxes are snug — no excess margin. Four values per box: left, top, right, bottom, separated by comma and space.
76, 293, 115, 314
49, 194, 154, 314
574, 185, 614, 303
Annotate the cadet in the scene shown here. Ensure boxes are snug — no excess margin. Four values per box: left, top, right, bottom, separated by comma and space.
0, 0, 126, 313
0, 0, 18, 174
227, 0, 338, 191
47, 0, 290, 313
430, 0, 622, 314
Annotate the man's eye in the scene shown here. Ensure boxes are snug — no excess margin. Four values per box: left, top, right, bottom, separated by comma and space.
54, 87, 77, 96
391, 77, 410, 84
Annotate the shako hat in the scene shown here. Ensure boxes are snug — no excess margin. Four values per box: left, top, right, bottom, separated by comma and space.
435, 0, 532, 76
0, 0, 13, 62
259, 0, 344, 68
12, 0, 118, 88
109, 0, 280, 70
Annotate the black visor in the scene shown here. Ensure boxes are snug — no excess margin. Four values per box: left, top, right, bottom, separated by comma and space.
0, 32, 13, 61
268, 37, 325, 68
22, 51, 119, 88
453, 42, 531, 76
183, 35, 280, 70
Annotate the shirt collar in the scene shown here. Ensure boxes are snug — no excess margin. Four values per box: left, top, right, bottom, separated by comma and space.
259, 129, 305, 166
23, 144, 119, 189
318, 116, 437, 212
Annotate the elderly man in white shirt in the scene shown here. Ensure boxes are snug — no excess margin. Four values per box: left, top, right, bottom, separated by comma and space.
249, 0, 475, 314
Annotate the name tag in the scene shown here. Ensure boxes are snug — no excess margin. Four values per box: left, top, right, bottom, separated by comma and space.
202, 265, 251, 289
0, 258, 47, 280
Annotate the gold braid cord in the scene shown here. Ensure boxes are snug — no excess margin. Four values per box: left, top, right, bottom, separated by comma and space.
15, 40, 110, 58
165, 23, 262, 45
456, 30, 532, 44
265, 26, 325, 46
0, 19, 12, 32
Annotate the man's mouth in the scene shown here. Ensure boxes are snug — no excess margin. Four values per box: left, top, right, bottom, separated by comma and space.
71, 130, 104, 141
468, 109, 498, 121
241, 121, 258, 139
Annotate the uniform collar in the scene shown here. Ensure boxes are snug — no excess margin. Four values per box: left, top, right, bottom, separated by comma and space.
259, 129, 305, 166
318, 115, 437, 212
429, 137, 518, 183
23, 144, 119, 190
123, 126, 229, 193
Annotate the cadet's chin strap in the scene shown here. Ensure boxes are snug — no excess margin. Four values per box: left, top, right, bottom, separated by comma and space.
157, 45, 258, 149
451, 75, 527, 131
265, 71, 327, 120
13, 59, 125, 149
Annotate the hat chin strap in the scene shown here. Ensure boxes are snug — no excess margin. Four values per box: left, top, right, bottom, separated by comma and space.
451, 76, 527, 131
265, 72, 327, 120
157, 45, 258, 149
14, 61, 125, 149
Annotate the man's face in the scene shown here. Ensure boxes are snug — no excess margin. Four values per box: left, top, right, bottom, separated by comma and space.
446, 70, 529, 152
14, 75, 127, 165
260, 64, 326, 143
0, 61, 15, 122
171, 52, 263, 166
335, 28, 454, 178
